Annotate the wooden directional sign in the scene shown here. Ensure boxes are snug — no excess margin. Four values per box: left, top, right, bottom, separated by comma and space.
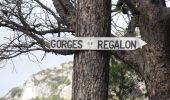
50, 37, 147, 50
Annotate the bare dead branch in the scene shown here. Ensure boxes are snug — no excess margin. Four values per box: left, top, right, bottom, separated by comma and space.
113, 0, 140, 15
122, 0, 140, 14
34, 0, 60, 21
0, 0, 75, 64
52, 0, 76, 29
125, 15, 139, 36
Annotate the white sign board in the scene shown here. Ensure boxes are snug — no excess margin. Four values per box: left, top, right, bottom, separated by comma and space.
50, 37, 147, 50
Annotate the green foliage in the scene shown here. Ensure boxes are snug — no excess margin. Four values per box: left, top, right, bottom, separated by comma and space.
109, 57, 146, 100
48, 81, 65, 100
32, 96, 46, 100
0, 97, 6, 100
10, 87, 22, 98
33, 96, 40, 100
51, 76, 68, 84
41, 96, 46, 100
65, 79, 71, 85
33, 76, 70, 100
32, 95, 65, 100
48, 81, 59, 92
47, 95, 65, 100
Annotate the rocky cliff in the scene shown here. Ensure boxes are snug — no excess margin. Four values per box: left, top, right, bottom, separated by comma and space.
1, 61, 73, 100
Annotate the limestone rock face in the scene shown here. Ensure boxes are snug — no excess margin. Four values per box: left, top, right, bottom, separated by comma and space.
2, 62, 73, 100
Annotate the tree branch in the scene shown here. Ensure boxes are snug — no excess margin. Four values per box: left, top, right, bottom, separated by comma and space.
111, 50, 145, 77
52, 0, 76, 29
36, 28, 75, 35
34, 0, 60, 21
122, 0, 140, 14
125, 15, 139, 36
0, 0, 76, 62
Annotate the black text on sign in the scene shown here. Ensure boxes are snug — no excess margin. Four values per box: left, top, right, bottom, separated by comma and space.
50, 37, 146, 50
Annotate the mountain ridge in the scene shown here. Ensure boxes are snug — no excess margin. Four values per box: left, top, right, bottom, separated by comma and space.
0, 61, 73, 100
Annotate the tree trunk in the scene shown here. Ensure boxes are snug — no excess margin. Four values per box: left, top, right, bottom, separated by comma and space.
72, 0, 111, 100
139, 11, 170, 99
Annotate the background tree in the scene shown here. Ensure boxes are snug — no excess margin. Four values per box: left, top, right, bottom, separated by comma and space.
0, 0, 170, 100
109, 57, 146, 100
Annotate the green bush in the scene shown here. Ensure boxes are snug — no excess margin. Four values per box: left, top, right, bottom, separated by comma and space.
10, 87, 22, 98
48, 81, 59, 92
109, 57, 146, 100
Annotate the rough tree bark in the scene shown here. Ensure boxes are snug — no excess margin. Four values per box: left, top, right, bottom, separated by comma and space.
72, 0, 111, 100
112, 1, 170, 99
135, 1, 170, 99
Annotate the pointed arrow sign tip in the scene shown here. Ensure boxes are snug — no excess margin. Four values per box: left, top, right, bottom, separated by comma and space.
138, 38, 147, 49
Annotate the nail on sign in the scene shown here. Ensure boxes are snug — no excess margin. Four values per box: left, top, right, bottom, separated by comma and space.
50, 37, 147, 50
